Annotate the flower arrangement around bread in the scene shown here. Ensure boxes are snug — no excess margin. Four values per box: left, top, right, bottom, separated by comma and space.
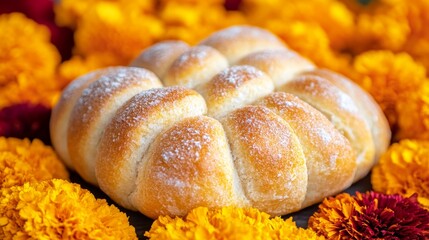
50, 25, 391, 219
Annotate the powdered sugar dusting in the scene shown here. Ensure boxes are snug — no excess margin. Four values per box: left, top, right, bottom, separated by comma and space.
174, 46, 213, 66
76, 67, 158, 124
222, 106, 307, 212
213, 65, 265, 89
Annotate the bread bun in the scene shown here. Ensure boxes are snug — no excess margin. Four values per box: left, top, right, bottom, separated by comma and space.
51, 25, 391, 218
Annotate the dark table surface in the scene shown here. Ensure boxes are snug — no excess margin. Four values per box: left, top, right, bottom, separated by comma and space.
70, 171, 372, 239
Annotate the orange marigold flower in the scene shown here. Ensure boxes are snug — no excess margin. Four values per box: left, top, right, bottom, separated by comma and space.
241, 0, 355, 50
145, 206, 323, 239
0, 13, 61, 108
309, 192, 429, 239
0, 137, 68, 189
403, 0, 429, 71
159, 1, 246, 45
74, 2, 163, 63
266, 20, 352, 74
54, 0, 157, 28
371, 140, 429, 208
58, 1, 164, 82
340, 0, 410, 53
352, 50, 427, 127
0, 179, 137, 239
396, 83, 429, 140
0, 13, 60, 87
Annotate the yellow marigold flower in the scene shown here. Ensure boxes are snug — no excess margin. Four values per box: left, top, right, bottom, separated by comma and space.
0, 179, 137, 239
396, 83, 429, 140
353, 50, 427, 127
266, 20, 352, 74
403, 0, 429, 71
58, 54, 119, 86
0, 137, 68, 189
54, 0, 157, 28
159, 1, 246, 45
0, 13, 60, 87
74, 2, 163, 63
371, 139, 429, 208
0, 77, 61, 109
340, 0, 410, 53
242, 0, 355, 50
145, 206, 323, 239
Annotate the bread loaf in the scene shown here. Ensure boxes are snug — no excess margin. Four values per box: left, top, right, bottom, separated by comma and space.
50, 25, 391, 219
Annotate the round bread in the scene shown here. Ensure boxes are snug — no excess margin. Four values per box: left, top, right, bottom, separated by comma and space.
51, 25, 391, 219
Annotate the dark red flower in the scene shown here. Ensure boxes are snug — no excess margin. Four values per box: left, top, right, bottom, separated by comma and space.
309, 191, 429, 240
354, 192, 429, 239
0, 103, 52, 144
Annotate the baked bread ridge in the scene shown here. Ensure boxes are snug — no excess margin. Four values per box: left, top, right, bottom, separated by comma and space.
50, 25, 391, 218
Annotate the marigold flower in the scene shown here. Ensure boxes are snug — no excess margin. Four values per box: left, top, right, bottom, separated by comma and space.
265, 20, 352, 75
242, 0, 355, 51
0, 103, 52, 144
403, 0, 429, 71
145, 206, 322, 239
396, 83, 429, 140
0, 13, 62, 109
0, 13, 60, 87
0, 179, 137, 239
58, 1, 164, 82
159, 1, 246, 45
352, 50, 427, 127
371, 140, 429, 208
309, 191, 429, 239
0, 137, 68, 189
54, 0, 157, 29
340, 0, 410, 53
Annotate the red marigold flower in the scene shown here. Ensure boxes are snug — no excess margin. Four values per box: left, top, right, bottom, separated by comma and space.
0, 103, 51, 144
309, 191, 429, 239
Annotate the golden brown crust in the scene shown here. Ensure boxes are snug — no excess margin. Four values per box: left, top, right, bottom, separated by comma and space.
279, 74, 375, 181
300, 69, 391, 161
95, 87, 207, 209
129, 40, 190, 79
164, 45, 228, 88
67, 67, 162, 185
196, 65, 274, 119
220, 105, 307, 215
256, 92, 356, 207
199, 25, 287, 64
237, 49, 316, 88
131, 116, 248, 219
50, 67, 115, 169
